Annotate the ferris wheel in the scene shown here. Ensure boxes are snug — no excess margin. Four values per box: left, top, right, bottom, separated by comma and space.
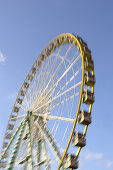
0, 33, 95, 170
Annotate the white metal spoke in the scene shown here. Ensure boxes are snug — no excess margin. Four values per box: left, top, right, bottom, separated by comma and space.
37, 135, 41, 170
61, 88, 75, 145
34, 120, 61, 161
44, 126, 62, 159
41, 46, 62, 95
36, 45, 63, 103
57, 54, 70, 64
31, 77, 38, 107
47, 54, 81, 99
27, 87, 33, 108
18, 104, 28, 112
32, 113, 75, 123
35, 45, 73, 109
42, 139, 50, 170
37, 55, 50, 97
31, 46, 63, 110
43, 50, 80, 101
49, 66, 82, 100
33, 52, 81, 112
48, 51, 78, 95
33, 81, 81, 113
49, 92, 79, 112
33, 160, 46, 167
10, 114, 27, 121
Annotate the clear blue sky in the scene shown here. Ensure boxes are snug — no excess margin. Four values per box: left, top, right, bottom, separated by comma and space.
0, 0, 113, 169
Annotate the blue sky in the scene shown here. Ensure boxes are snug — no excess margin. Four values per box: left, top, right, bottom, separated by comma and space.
0, 0, 113, 169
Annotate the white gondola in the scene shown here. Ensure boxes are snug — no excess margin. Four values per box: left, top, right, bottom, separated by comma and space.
36, 60, 41, 67
20, 90, 25, 96
84, 46, 91, 57
5, 133, 12, 139
55, 38, 62, 47
3, 142, 8, 148
72, 132, 86, 147
84, 57, 94, 71
49, 42, 56, 51
40, 54, 45, 61
45, 48, 51, 56
14, 106, 19, 113
10, 115, 16, 120
64, 154, 78, 169
17, 98, 22, 104
78, 110, 91, 125
24, 82, 29, 89
28, 74, 33, 81
82, 89, 94, 104
32, 67, 36, 74
85, 71, 95, 86
8, 124, 14, 130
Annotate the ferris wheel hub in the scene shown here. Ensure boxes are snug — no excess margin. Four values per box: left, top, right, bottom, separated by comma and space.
26, 111, 33, 121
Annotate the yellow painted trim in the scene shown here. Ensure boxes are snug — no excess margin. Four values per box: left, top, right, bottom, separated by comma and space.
57, 33, 85, 170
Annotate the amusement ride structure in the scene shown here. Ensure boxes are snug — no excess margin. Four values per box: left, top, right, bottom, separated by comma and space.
0, 33, 95, 169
